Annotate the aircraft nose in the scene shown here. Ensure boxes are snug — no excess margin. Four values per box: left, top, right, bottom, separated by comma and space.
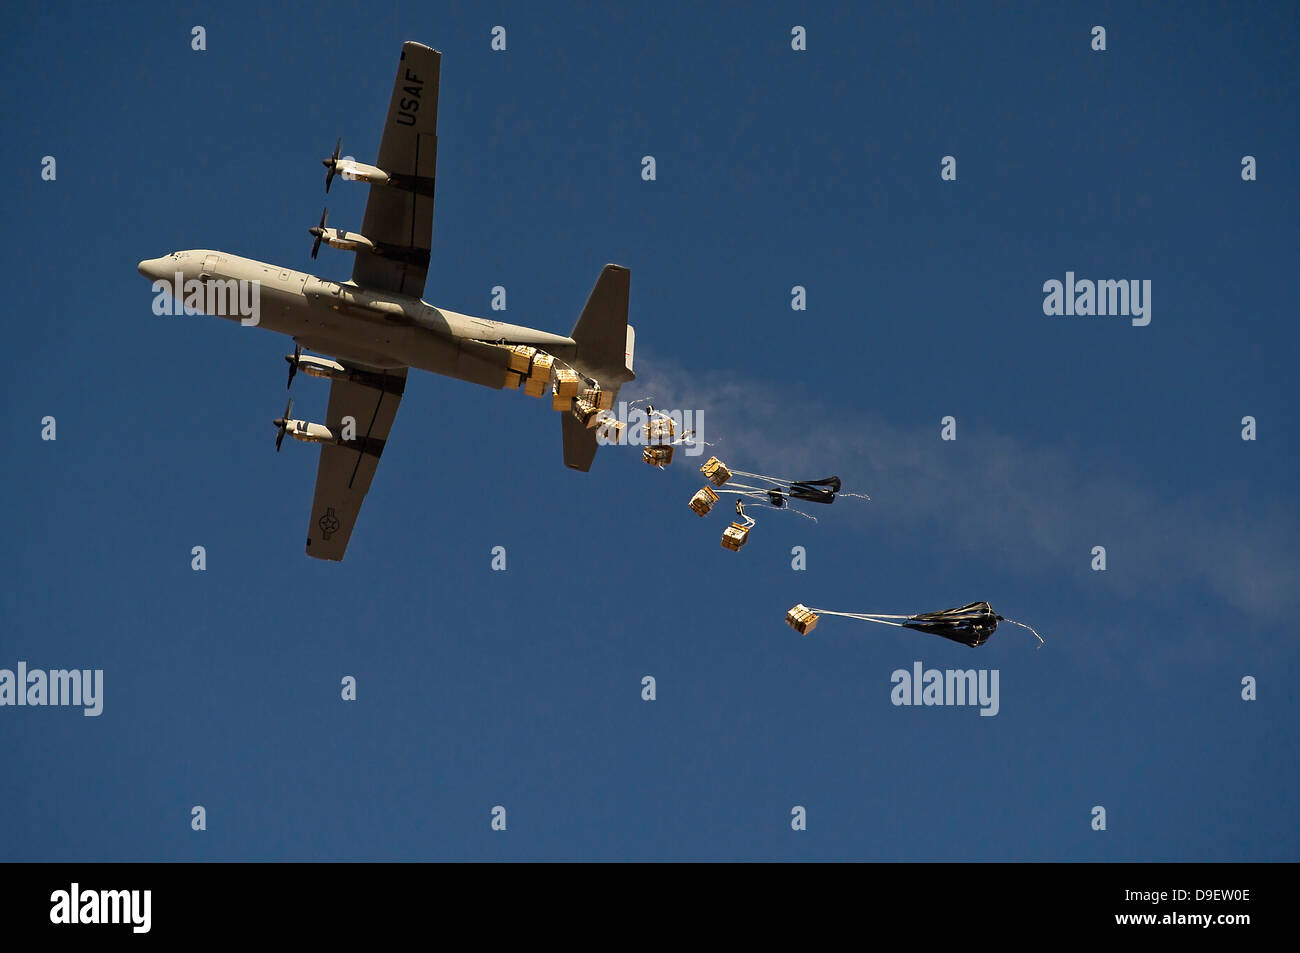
137, 257, 166, 280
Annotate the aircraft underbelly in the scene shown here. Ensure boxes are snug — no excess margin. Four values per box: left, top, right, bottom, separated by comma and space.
283, 295, 507, 385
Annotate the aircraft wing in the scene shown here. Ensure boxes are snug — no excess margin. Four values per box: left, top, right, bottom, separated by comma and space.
351, 41, 440, 298
304, 367, 407, 561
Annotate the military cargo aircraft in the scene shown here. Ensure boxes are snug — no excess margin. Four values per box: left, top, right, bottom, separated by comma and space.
137, 42, 635, 560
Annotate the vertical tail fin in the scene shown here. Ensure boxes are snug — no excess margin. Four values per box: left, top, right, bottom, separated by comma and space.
563, 264, 635, 471
569, 264, 635, 386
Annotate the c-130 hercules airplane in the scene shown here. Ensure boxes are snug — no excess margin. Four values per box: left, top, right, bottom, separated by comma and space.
138, 42, 636, 561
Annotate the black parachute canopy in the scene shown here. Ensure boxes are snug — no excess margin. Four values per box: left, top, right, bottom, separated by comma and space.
902, 602, 1003, 648
786, 476, 841, 504
790, 601, 1042, 648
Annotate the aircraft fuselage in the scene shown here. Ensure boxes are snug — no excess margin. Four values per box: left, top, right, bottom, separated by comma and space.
138, 249, 578, 389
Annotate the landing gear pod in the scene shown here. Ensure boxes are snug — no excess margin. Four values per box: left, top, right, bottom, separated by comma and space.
701, 456, 731, 487
785, 604, 819, 635
689, 485, 719, 516
721, 522, 751, 551
643, 445, 674, 467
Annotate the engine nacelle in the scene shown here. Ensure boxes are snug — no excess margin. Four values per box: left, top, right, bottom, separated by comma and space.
331, 158, 432, 196
291, 354, 346, 380
336, 159, 391, 186
282, 419, 337, 444
318, 227, 376, 254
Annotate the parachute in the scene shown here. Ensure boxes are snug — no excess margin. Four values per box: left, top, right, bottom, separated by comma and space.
694, 457, 867, 513
785, 601, 1044, 648
590, 402, 866, 550
689, 456, 869, 549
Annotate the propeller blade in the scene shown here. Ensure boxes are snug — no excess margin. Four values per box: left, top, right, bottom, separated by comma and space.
274, 397, 293, 452
309, 208, 328, 258
324, 137, 342, 192
286, 344, 301, 389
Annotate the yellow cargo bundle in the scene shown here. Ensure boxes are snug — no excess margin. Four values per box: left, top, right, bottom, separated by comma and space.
646, 417, 676, 444
507, 345, 536, 374
721, 522, 750, 551
582, 388, 614, 410
552, 390, 573, 411
503, 369, 524, 390
596, 418, 625, 444
785, 604, 819, 635
572, 399, 602, 427
553, 367, 581, 398
701, 456, 731, 487
524, 377, 547, 397
688, 485, 719, 517
529, 352, 554, 381
643, 445, 674, 467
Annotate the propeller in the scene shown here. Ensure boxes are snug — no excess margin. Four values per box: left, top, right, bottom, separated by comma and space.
285, 344, 302, 389
323, 137, 342, 192
309, 207, 329, 259
273, 397, 294, 452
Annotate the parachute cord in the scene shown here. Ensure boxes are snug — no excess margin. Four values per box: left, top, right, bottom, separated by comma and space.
1002, 618, 1045, 647
729, 469, 793, 487
713, 487, 818, 522
715, 489, 770, 501
715, 483, 777, 496
804, 609, 907, 627
668, 431, 713, 448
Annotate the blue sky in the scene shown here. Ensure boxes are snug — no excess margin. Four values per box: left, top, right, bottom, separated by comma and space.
1, 0, 1296, 860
